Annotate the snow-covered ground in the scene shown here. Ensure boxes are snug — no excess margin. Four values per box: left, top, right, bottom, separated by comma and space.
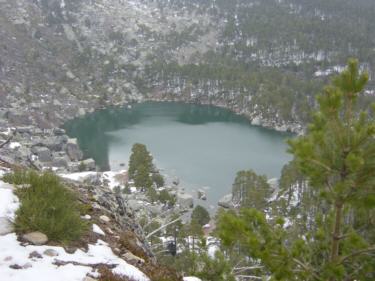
0, 171, 149, 281
0, 234, 150, 281
60, 170, 127, 190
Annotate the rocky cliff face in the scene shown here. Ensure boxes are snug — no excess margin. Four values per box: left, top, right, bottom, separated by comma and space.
0, 0, 216, 127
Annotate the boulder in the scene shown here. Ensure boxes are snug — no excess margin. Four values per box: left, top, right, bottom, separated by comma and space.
16, 126, 34, 134
53, 128, 66, 136
177, 192, 194, 209
43, 136, 68, 151
52, 156, 69, 168
68, 162, 80, 173
43, 249, 59, 257
197, 189, 207, 201
29, 251, 42, 259
122, 251, 145, 264
99, 215, 110, 223
22, 232, 48, 245
218, 194, 233, 209
82, 158, 96, 171
66, 138, 83, 161
31, 146, 52, 162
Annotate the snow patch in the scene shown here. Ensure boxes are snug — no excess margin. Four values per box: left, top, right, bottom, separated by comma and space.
92, 224, 105, 236
0, 181, 19, 221
9, 142, 21, 149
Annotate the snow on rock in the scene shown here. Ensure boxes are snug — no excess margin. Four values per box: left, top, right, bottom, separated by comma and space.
101, 170, 127, 189
9, 142, 21, 149
60, 170, 127, 190
92, 224, 105, 236
60, 171, 97, 182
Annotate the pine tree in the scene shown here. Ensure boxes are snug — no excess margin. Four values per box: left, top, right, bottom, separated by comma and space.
128, 143, 153, 180
232, 170, 271, 209
191, 205, 211, 227
217, 59, 375, 280
128, 143, 154, 189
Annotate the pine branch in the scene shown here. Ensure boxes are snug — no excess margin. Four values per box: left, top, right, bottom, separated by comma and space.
235, 275, 263, 280
292, 258, 320, 280
338, 245, 375, 264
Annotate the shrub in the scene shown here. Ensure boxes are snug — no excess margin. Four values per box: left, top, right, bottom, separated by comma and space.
5, 170, 88, 244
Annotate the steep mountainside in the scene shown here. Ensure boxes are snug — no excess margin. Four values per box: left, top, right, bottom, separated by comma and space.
1, 0, 374, 134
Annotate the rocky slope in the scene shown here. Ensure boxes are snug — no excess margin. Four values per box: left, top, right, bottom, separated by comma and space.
0, 167, 201, 281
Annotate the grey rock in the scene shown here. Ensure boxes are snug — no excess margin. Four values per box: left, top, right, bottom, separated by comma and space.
68, 162, 80, 172
66, 70, 76, 80
22, 232, 48, 245
53, 128, 66, 136
59, 87, 70, 95
66, 138, 83, 161
64, 247, 77, 254
9, 264, 23, 270
43, 249, 59, 257
29, 251, 42, 259
82, 158, 96, 171
99, 215, 110, 223
197, 189, 207, 201
41, 136, 68, 151
218, 194, 233, 209
177, 192, 194, 209
31, 146, 52, 162
16, 126, 34, 134
0, 217, 14, 235
52, 156, 69, 168
122, 252, 145, 264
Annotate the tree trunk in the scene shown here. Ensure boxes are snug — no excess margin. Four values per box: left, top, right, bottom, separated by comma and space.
331, 202, 343, 263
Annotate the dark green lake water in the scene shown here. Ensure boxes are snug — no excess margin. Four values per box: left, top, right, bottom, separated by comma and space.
64, 102, 292, 208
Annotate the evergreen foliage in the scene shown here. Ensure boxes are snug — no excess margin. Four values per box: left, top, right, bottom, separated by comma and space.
191, 205, 210, 227
128, 143, 153, 189
128, 143, 167, 191
217, 59, 375, 280
4, 170, 88, 244
232, 170, 272, 209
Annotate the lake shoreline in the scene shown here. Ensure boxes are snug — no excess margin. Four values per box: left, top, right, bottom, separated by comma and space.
64, 102, 293, 208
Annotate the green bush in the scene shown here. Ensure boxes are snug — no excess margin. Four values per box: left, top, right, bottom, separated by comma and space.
5, 170, 88, 244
